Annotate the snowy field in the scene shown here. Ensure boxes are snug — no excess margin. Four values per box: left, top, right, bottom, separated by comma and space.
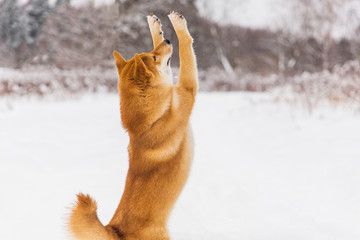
1, 92, 360, 240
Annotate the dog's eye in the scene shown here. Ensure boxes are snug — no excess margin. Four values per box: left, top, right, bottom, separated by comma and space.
153, 56, 156, 62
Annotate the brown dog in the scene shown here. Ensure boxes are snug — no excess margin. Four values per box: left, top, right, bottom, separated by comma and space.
68, 11, 198, 240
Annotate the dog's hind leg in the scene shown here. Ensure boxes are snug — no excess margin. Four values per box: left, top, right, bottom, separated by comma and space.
147, 13, 165, 49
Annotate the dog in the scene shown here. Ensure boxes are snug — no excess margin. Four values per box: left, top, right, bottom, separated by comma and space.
68, 11, 198, 240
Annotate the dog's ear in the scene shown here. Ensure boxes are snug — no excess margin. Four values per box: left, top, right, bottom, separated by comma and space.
113, 51, 127, 74
133, 54, 151, 79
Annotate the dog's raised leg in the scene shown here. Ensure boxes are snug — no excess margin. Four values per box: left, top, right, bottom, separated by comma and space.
147, 13, 165, 49
168, 12, 198, 95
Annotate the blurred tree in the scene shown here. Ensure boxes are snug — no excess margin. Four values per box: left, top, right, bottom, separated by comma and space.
25, 0, 50, 45
285, 0, 342, 71
330, 38, 356, 66
0, 0, 25, 68
54, 0, 70, 9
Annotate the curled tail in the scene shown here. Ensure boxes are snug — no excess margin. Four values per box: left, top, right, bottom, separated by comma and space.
68, 193, 121, 240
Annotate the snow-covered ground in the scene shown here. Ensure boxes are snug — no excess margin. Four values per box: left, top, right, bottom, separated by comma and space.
0, 92, 360, 240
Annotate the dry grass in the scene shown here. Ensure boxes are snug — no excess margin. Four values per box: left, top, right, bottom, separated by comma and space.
0, 61, 359, 109
0, 65, 117, 97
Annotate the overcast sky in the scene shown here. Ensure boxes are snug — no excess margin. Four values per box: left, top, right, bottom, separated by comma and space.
16, 0, 360, 38
196, 0, 288, 29
18, 0, 115, 7
16, 0, 285, 29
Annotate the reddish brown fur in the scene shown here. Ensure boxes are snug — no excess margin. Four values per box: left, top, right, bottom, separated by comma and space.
68, 12, 198, 240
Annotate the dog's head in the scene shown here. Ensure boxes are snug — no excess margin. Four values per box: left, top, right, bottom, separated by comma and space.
113, 40, 173, 95
113, 40, 173, 133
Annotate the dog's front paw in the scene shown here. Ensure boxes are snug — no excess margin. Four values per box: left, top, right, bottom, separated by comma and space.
147, 13, 163, 37
168, 11, 188, 32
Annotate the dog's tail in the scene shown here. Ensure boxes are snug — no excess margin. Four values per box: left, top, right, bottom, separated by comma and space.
68, 193, 120, 240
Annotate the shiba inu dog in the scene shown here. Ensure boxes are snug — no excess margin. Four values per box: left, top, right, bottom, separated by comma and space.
68, 11, 198, 240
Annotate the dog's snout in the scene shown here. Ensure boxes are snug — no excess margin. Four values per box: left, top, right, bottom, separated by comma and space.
164, 39, 171, 45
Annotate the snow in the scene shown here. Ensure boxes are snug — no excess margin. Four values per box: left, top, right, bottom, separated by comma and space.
1, 92, 360, 240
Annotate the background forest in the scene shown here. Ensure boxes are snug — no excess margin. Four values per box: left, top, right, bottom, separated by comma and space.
0, 0, 359, 106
